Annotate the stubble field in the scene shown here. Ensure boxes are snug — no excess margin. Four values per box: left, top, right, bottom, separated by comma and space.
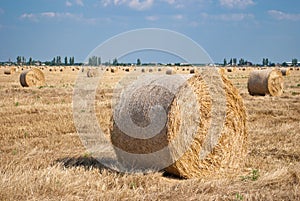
0, 66, 299, 200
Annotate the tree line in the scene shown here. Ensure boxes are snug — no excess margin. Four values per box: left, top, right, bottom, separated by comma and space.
223, 57, 298, 67
7, 56, 79, 66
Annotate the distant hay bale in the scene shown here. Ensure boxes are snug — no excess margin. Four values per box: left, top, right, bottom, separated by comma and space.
280, 68, 291, 76
87, 69, 99, 77
247, 69, 283, 96
60, 68, 64, 72
111, 72, 247, 179
149, 68, 153, 73
125, 68, 130, 72
111, 67, 117, 73
158, 68, 162, 72
20, 68, 45, 87
227, 68, 232, 72
165, 67, 173, 75
4, 67, 18, 75
189, 68, 195, 74
296, 68, 299, 71
141, 68, 145, 73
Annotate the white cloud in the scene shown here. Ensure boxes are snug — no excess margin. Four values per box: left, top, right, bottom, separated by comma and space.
201, 12, 254, 21
146, 15, 159, 21
219, 0, 255, 9
172, 14, 183, 20
19, 12, 106, 24
76, 0, 84, 6
66, 1, 72, 7
268, 10, 300, 21
128, 0, 154, 10
41, 12, 56, 18
100, 0, 154, 10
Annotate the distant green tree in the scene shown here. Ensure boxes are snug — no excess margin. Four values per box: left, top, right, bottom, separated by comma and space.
112, 58, 118, 66
16, 56, 21, 65
233, 58, 237, 66
28, 57, 33, 65
52, 57, 56, 66
64, 56, 68, 65
229, 58, 233, 66
282, 62, 287, 67
223, 58, 227, 66
97, 57, 101, 66
137, 58, 141, 66
262, 58, 269, 66
292, 58, 298, 66
239, 58, 245, 66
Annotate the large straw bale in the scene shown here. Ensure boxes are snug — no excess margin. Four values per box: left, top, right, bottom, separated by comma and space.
111, 72, 247, 179
20, 68, 45, 87
247, 69, 283, 96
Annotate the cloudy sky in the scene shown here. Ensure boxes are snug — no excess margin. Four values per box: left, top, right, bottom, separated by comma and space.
0, 0, 299, 64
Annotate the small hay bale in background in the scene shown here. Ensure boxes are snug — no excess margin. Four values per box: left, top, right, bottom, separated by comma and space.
165, 67, 174, 75
149, 68, 153, 73
4, 67, 18, 75
280, 68, 290, 76
141, 68, 145, 73
87, 68, 99, 77
111, 72, 247, 179
189, 68, 195, 74
247, 69, 283, 96
20, 68, 45, 87
296, 68, 300, 71
125, 68, 130, 72
227, 68, 232, 72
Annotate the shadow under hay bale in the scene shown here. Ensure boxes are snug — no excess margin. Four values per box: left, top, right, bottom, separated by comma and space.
111, 73, 247, 179
20, 68, 45, 87
247, 69, 283, 96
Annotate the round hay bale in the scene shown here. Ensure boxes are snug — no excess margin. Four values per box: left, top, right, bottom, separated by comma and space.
280, 68, 290, 76
20, 68, 45, 87
4, 67, 18, 75
125, 68, 130, 72
189, 68, 195, 74
227, 68, 232, 72
165, 67, 174, 75
296, 68, 299, 71
149, 68, 153, 73
111, 72, 247, 179
247, 69, 283, 96
141, 68, 145, 73
87, 69, 99, 77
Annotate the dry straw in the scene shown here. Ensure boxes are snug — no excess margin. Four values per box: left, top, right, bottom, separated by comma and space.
247, 69, 283, 96
111, 72, 247, 179
20, 68, 45, 87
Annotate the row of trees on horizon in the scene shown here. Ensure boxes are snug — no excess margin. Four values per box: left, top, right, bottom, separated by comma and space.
1, 56, 299, 67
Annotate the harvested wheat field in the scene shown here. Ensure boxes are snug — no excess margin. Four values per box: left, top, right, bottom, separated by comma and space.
0, 66, 300, 200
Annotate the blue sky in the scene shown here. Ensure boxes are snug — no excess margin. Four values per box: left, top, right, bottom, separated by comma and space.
0, 0, 299, 64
